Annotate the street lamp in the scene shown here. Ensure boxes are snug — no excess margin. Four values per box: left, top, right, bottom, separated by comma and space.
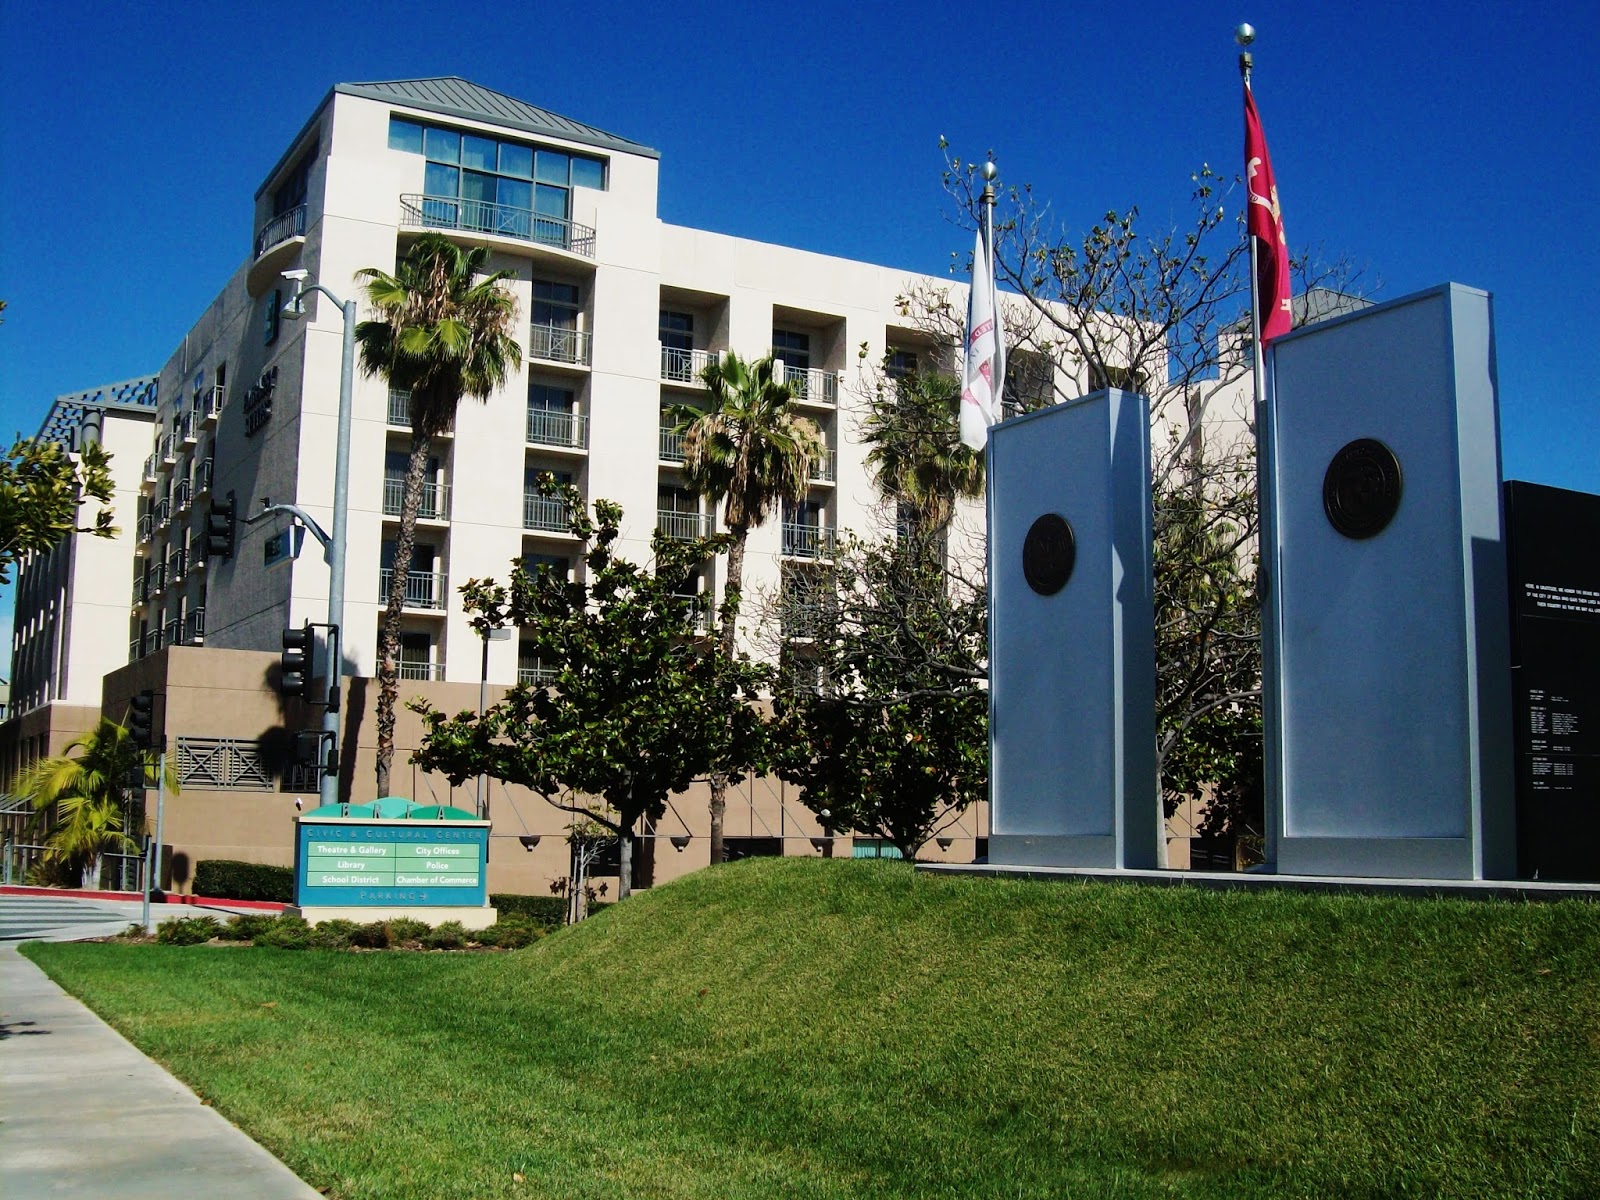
476, 625, 514, 818
281, 268, 355, 811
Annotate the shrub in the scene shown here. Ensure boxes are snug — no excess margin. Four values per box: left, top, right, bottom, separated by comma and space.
385, 917, 431, 946
193, 860, 295, 903
254, 915, 311, 950
480, 916, 544, 949
309, 919, 360, 950
422, 920, 470, 951
489, 893, 568, 928
351, 921, 393, 949
219, 913, 280, 942
157, 916, 220, 945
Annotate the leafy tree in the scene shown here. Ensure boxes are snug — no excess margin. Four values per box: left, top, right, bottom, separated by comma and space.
0, 437, 116, 583
770, 536, 988, 860
411, 482, 768, 898
13, 718, 178, 889
670, 351, 823, 864
354, 233, 522, 796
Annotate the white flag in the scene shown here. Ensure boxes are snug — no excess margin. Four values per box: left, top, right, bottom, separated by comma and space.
960, 226, 1005, 450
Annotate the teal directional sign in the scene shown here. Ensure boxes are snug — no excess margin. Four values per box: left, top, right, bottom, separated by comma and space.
295, 815, 489, 907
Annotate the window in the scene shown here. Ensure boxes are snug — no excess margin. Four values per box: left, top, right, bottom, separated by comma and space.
660, 310, 693, 352
851, 838, 904, 860
886, 348, 918, 379
528, 383, 575, 412
272, 154, 312, 218
389, 115, 607, 234
772, 329, 811, 370
725, 837, 783, 863
398, 633, 435, 680
522, 552, 570, 579
533, 281, 581, 329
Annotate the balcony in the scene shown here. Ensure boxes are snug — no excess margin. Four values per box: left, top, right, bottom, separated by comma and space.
164, 617, 182, 648
173, 478, 192, 513
382, 476, 451, 522
160, 434, 178, 466
141, 456, 158, 490
781, 599, 836, 640
145, 629, 165, 656
523, 492, 572, 534
658, 424, 686, 463
782, 523, 837, 559
657, 510, 711, 541
131, 577, 147, 607
518, 656, 558, 685
398, 660, 446, 681
810, 450, 837, 483
180, 411, 198, 445
129, 638, 142, 663
153, 498, 171, 530
201, 385, 225, 425
660, 346, 720, 385
195, 457, 214, 496
399, 194, 595, 258
254, 204, 307, 259
779, 363, 839, 406
184, 607, 206, 646
525, 408, 588, 450
529, 323, 591, 366
137, 512, 154, 542
378, 568, 447, 611
167, 547, 188, 579
188, 532, 207, 571
148, 564, 166, 596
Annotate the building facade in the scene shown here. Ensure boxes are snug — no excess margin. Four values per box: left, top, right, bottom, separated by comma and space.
9, 77, 1004, 893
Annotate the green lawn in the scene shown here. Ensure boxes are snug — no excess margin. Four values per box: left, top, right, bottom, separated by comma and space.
24, 858, 1600, 1199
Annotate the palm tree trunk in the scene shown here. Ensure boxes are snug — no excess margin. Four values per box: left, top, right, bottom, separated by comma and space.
375, 433, 435, 796
707, 526, 750, 866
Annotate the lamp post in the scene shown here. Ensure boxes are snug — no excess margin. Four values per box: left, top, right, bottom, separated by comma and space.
476, 626, 514, 818
281, 269, 355, 811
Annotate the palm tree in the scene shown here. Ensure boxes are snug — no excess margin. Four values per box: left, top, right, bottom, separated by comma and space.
674, 352, 823, 862
861, 369, 984, 555
355, 234, 522, 795
14, 718, 177, 889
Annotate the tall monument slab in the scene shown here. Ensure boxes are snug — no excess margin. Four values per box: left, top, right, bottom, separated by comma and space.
1262, 283, 1515, 879
988, 389, 1158, 868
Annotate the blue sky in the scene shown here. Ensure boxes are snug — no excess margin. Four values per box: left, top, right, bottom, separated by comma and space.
0, 2, 1595, 622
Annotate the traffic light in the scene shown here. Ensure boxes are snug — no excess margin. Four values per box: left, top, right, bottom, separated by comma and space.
128, 690, 155, 749
205, 489, 236, 560
280, 621, 314, 700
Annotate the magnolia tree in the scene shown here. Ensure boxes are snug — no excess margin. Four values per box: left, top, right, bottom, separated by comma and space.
411, 481, 768, 898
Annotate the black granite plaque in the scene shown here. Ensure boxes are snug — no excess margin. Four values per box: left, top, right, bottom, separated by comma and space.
1322, 437, 1403, 539
1022, 514, 1075, 596
1506, 480, 1600, 881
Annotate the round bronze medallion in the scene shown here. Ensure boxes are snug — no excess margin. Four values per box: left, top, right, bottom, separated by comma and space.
1322, 438, 1403, 540
1022, 513, 1075, 595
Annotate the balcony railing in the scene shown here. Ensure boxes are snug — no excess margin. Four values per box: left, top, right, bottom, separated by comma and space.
387, 389, 413, 426
810, 450, 837, 482
658, 424, 685, 462
137, 512, 154, 542
154, 498, 170, 529
185, 607, 205, 646
167, 548, 188, 579
398, 660, 446, 681
525, 408, 589, 449
164, 618, 182, 647
254, 204, 307, 259
781, 600, 836, 640
195, 458, 214, 495
523, 492, 572, 533
132, 577, 147, 607
173, 478, 192, 512
660, 346, 720, 384
657, 510, 710, 541
378, 568, 447, 611
382, 477, 451, 521
399, 194, 596, 258
782, 523, 837, 559
148, 564, 166, 595
160, 434, 178, 465
129, 638, 142, 662
201, 385, 225, 424
145, 629, 165, 655
518, 657, 558, 685
529, 323, 591, 365
188, 531, 207, 570
778, 363, 839, 405
142, 455, 158, 485
180, 411, 198, 444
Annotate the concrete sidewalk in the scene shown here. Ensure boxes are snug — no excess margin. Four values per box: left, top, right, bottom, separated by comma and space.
1, 943, 322, 1199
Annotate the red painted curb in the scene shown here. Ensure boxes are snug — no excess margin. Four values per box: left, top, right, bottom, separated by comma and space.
0, 884, 286, 912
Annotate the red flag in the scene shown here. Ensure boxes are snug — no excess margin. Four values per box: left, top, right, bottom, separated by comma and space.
1244, 86, 1292, 342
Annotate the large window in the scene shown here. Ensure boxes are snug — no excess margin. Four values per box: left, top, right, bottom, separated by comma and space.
772, 329, 811, 371
389, 116, 605, 237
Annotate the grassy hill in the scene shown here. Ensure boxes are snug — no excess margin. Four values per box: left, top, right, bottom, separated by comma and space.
25, 858, 1600, 1199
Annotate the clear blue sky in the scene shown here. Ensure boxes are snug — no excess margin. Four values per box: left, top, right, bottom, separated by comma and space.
1, 1, 1595, 487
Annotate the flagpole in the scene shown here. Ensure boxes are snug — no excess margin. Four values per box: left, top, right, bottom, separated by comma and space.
980, 160, 1005, 416
1238, 20, 1281, 870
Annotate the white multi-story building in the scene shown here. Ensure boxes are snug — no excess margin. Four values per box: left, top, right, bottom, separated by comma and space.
8, 77, 1003, 891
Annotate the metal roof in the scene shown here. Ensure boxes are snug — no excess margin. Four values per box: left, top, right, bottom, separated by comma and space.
336, 77, 659, 159
36, 375, 159, 445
